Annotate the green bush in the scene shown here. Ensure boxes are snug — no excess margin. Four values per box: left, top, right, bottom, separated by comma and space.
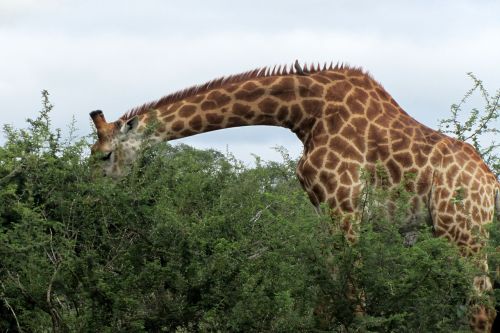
0, 90, 491, 332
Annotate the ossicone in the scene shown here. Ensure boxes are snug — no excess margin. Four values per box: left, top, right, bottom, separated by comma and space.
90, 110, 119, 140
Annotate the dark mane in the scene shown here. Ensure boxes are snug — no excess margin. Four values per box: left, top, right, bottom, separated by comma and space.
121, 61, 367, 120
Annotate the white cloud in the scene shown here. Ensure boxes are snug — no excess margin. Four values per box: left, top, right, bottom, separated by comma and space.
0, 0, 62, 23
175, 127, 303, 165
1, 1, 499, 163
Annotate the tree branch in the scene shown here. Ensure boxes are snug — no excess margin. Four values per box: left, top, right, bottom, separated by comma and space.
1, 282, 23, 333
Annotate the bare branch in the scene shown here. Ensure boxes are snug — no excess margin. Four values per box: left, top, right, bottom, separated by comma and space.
1, 282, 23, 333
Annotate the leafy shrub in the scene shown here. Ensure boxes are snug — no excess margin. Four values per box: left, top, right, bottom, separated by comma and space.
0, 88, 494, 332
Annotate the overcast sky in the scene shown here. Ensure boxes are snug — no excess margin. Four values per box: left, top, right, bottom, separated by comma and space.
1, 0, 499, 163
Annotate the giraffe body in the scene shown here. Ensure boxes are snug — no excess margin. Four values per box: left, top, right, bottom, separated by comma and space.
90, 62, 499, 331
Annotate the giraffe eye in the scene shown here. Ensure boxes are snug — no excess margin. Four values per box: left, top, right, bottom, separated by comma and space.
101, 152, 112, 161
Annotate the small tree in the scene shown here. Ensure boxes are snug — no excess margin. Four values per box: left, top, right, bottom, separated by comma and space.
439, 73, 500, 176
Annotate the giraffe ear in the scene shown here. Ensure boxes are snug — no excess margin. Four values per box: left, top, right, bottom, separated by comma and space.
121, 116, 139, 134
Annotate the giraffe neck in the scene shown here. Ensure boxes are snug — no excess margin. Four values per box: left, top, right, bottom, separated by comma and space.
139, 75, 326, 144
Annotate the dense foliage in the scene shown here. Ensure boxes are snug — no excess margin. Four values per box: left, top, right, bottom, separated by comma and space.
0, 85, 498, 332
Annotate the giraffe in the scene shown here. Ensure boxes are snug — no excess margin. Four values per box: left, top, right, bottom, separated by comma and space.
89, 61, 499, 332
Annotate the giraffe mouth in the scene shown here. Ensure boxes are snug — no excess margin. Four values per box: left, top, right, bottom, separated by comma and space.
101, 152, 112, 161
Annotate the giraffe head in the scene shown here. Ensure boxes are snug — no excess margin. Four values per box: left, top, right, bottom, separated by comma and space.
89, 110, 143, 178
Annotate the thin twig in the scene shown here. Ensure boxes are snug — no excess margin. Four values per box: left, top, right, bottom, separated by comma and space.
1, 282, 23, 332
46, 229, 64, 332
250, 204, 272, 229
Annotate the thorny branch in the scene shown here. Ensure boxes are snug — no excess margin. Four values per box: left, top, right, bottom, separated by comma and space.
439, 73, 500, 177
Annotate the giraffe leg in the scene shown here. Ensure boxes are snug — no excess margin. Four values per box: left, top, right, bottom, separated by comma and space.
312, 209, 366, 327
470, 272, 495, 333
430, 184, 496, 332
337, 211, 366, 316
469, 258, 496, 332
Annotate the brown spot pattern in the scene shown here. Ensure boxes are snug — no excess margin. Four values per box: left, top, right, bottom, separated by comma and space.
206, 113, 224, 124
189, 115, 203, 131
302, 99, 325, 117
126, 67, 499, 310
270, 77, 297, 101
325, 81, 352, 102
234, 87, 265, 102
178, 105, 197, 118
258, 98, 279, 114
